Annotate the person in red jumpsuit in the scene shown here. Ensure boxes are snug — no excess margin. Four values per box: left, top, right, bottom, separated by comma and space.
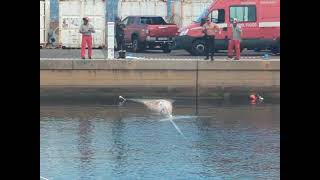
228, 18, 242, 60
79, 17, 95, 59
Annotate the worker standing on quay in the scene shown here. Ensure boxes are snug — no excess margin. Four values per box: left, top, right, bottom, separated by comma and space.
79, 17, 95, 59
201, 18, 220, 61
228, 18, 242, 60
115, 16, 125, 51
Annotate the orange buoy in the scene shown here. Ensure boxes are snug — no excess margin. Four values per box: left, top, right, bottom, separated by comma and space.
249, 94, 257, 101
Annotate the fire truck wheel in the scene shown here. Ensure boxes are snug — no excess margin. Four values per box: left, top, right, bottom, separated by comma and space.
191, 39, 206, 56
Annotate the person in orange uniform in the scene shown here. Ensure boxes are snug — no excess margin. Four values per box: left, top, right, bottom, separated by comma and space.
228, 18, 242, 60
79, 17, 95, 59
201, 18, 220, 61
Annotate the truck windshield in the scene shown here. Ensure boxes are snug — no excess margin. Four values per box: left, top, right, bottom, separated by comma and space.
140, 17, 167, 25
195, 8, 209, 23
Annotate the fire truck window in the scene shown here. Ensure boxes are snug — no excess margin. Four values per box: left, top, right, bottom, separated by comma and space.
248, 7, 256, 21
218, 9, 225, 23
210, 10, 219, 23
210, 9, 225, 23
230, 6, 256, 22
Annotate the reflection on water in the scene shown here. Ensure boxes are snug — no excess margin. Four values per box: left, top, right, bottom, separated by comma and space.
40, 101, 280, 180
77, 114, 94, 179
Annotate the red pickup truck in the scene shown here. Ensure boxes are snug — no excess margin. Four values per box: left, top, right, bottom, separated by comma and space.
121, 16, 178, 53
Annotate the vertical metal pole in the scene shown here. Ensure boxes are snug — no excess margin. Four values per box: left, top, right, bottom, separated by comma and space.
80, 0, 85, 48
180, 0, 183, 27
106, 0, 116, 59
45, 0, 50, 46
167, 0, 172, 22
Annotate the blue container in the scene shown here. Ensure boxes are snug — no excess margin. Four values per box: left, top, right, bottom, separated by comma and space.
262, 53, 269, 60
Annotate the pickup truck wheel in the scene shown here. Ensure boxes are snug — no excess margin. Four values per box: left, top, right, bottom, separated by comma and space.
132, 37, 140, 52
191, 39, 206, 56
132, 37, 145, 52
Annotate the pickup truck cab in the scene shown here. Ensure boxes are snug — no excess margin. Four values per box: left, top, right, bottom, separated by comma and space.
121, 16, 178, 53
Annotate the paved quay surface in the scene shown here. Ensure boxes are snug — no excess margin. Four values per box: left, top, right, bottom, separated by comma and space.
40, 49, 280, 60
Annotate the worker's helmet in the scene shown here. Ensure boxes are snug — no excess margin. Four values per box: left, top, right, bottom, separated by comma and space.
232, 18, 238, 23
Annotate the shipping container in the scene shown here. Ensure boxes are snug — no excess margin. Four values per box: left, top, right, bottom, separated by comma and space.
173, 0, 213, 27
117, 0, 213, 28
118, 0, 167, 20
59, 0, 106, 48
40, 0, 50, 46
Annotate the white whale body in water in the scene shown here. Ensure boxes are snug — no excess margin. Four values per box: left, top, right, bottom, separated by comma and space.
119, 96, 174, 117
119, 96, 185, 137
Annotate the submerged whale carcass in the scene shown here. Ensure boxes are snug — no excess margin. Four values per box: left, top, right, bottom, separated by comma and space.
119, 96, 173, 117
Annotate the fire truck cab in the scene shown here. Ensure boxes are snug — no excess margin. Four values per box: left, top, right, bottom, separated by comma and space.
175, 0, 280, 56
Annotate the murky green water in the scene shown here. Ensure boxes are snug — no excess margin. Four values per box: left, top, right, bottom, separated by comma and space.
40, 100, 280, 180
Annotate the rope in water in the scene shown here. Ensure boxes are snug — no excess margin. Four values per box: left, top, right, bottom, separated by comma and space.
40, 176, 49, 180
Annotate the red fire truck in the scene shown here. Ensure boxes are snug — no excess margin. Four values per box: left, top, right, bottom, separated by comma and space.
175, 0, 280, 55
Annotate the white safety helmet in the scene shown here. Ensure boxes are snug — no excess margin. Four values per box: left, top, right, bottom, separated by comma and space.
232, 18, 238, 23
